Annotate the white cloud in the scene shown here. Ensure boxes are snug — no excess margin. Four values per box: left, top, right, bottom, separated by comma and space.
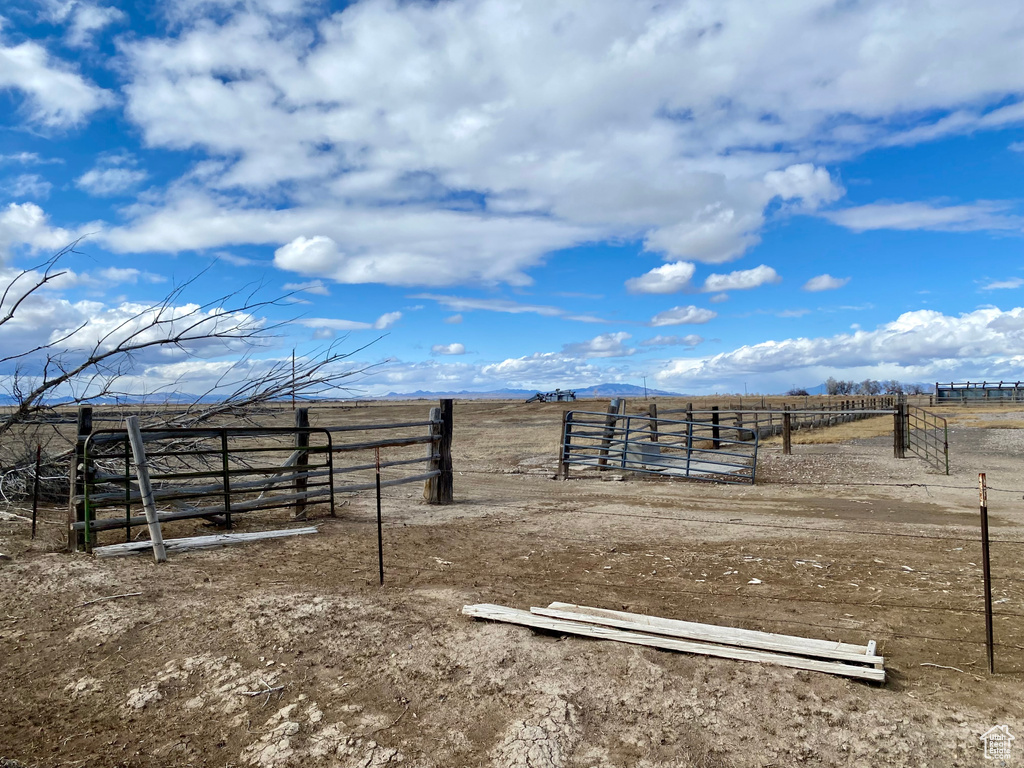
44, 2, 127, 47
1011, 142, 1024, 153
803, 274, 850, 292
708, 292, 729, 304
982, 277, 1024, 290
639, 334, 703, 348
76, 154, 148, 196
282, 279, 329, 296
0, 32, 111, 127
561, 332, 634, 359
625, 261, 695, 294
411, 294, 563, 317
97, 266, 166, 284
4, 174, 52, 199
657, 307, 1024, 388
443, 313, 463, 324
44, 0, 1019, 287
702, 265, 781, 293
764, 163, 844, 209
431, 343, 466, 356
824, 202, 1023, 233
643, 204, 763, 264
649, 305, 717, 327
295, 311, 401, 332
0, 152, 60, 165
0, 202, 79, 260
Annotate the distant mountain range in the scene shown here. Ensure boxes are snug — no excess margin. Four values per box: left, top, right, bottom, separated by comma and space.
376, 383, 682, 400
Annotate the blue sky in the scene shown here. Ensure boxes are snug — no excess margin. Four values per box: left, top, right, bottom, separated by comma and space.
1, 0, 1023, 397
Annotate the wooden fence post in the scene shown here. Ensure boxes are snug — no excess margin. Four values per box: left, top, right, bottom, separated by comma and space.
424, 406, 442, 501
68, 406, 93, 552
437, 399, 454, 503
597, 398, 621, 470
893, 403, 905, 458
711, 405, 720, 449
294, 407, 309, 519
648, 402, 659, 443
782, 406, 792, 455
125, 416, 166, 563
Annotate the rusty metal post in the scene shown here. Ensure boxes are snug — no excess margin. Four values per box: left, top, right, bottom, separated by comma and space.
979, 473, 995, 674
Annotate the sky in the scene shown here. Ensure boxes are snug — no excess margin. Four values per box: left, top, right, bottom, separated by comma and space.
1, 0, 1023, 399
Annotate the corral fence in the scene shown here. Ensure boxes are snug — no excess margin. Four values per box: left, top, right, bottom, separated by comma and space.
659, 396, 898, 441
559, 405, 758, 484
935, 381, 1024, 405
68, 401, 454, 551
899, 404, 949, 474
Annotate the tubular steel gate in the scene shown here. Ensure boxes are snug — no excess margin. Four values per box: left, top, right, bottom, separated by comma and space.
559, 410, 758, 484
906, 406, 949, 474
75, 426, 336, 549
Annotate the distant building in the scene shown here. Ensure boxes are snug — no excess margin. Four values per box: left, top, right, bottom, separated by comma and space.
935, 381, 1024, 404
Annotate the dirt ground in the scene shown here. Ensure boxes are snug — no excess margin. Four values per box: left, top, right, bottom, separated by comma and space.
2, 397, 1023, 767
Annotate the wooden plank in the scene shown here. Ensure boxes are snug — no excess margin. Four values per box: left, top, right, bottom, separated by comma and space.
94, 527, 319, 558
126, 416, 167, 563
538, 603, 881, 665
463, 604, 884, 682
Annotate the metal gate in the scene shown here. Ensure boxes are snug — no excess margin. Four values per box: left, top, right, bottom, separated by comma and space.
559, 411, 758, 484
906, 406, 950, 474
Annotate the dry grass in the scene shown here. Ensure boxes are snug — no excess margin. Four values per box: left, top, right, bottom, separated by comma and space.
762, 415, 893, 445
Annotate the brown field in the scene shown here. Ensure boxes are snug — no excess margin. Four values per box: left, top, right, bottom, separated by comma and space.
2, 396, 1023, 767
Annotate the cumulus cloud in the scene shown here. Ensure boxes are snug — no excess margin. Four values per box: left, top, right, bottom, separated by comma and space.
702, 265, 781, 293
803, 274, 850, 292
0, 31, 111, 127
0, 202, 78, 260
431, 342, 466, 355
649, 305, 717, 327
644, 205, 763, 264
764, 164, 845, 209
657, 307, 1024, 388
560, 332, 634, 359
34, 0, 1017, 286
625, 261, 695, 294
76, 154, 148, 196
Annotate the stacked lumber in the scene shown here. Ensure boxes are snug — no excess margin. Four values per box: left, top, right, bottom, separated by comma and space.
462, 602, 884, 682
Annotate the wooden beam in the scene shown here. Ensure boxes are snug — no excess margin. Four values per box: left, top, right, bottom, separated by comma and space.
462, 604, 884, 682
538, 603, 881, 665
94, 526, 319, 558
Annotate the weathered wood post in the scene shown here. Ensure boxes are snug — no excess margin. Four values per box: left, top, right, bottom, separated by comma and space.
782, 406, 792, 455
68, 406, 93, 552
711, 405, 721, 449
424, 406, 442, 500
648, 402, 659, 444
437, 398, 454, 503
125, 416, 166, 563
597, 398, 621, 470
294, 407, 309, 519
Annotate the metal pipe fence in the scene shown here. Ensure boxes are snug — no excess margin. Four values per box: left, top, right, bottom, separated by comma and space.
560, 411, 758, 484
